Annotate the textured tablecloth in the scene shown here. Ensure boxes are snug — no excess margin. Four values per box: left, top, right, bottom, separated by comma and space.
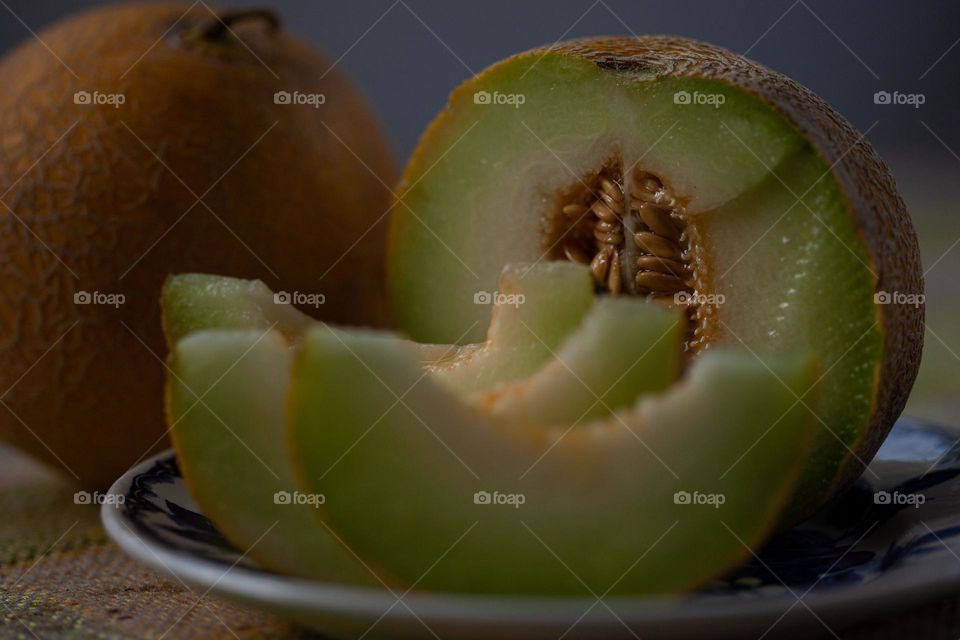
0, 443, 957, 640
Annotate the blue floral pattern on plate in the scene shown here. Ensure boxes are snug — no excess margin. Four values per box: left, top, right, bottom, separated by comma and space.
714, 420, 960, 594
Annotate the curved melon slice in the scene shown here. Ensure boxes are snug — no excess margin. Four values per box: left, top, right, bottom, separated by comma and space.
163, 262, 593, 390
167, 329, 377, 583
428, 261, 594, 392
478, 297, 684, 423
288, 326, 816, 595
162, 273, 314, 345
162, 262, 595, 581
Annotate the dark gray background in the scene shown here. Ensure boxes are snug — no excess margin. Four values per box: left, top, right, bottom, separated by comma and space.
1, 0, 957, 160
1, 0, 959, 422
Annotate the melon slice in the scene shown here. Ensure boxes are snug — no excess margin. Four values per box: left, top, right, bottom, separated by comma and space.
167, 329, 377, 583
162, 262, 595, 581
162, 273, 313, 345
288, 326, 816, 595
478, 297, 684, 423
427, 261, 594, 392
163, 261, 594, 389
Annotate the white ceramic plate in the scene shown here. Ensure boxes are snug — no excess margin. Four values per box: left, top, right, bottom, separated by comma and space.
103, 419, 960, 639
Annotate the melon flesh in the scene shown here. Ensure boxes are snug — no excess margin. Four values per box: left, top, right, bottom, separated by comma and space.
164, 262, 595, 393
288, 326, 816, 595
696, 152, 880, 517
388, 54, 882, 520
162, 263, 602, 581
168, 329, 376, 583
478, 297, 684, 424
390, 62, 809, 344
428, 261, 594, 392
162, 274, 313, 345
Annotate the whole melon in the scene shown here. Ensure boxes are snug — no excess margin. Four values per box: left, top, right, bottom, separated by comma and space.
0, 3, 395, 487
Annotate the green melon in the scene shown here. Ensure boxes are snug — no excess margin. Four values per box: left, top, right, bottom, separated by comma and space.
388, 36, 923, 520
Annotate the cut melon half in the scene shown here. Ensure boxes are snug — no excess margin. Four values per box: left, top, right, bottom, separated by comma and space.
388, 37, 923, 520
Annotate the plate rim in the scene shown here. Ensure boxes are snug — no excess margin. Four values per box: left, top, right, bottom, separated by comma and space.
102, 443, 960, 634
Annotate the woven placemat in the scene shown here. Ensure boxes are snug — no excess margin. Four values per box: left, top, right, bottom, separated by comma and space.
0, 446, 317, 640
0, 443, 956, 639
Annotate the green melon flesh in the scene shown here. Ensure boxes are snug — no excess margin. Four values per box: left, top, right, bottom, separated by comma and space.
164, 263, 594, 393
288, 326, 816, 595
698, 152, 881, 519
168, 329, 376, 583
390, 60, 807, 343
478, 297, 684, 424
428, 261, 594, 392
388, 54, 882, 520
162, 263, 601, 581
162, 273, 314, 345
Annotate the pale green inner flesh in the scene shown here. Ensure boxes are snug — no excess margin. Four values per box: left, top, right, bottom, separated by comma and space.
164, 265, 596, 395
289, 327, 814, 595
480, 297, 683, 424
165, 269, 687, 587
698, 154, 881, 518
168, 329, 374, 583
162, 274, 314, 345
391, 56, 807, 343
390, 54, 882, 516
428, 261, 594, 392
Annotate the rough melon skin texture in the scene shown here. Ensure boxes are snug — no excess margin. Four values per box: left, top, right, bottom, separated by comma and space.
288, 327, 816, 595
388, 36, 924, 521
0, 3, 394, 487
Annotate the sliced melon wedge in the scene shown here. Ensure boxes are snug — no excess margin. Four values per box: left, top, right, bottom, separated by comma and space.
163, 262, 597, 582
163, 262, 594, 391
288, 326, 816, 595
167, 329, 377, 583
428, 261, 594, 392
478, 297, 684, 423
162, 273, 314, 345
